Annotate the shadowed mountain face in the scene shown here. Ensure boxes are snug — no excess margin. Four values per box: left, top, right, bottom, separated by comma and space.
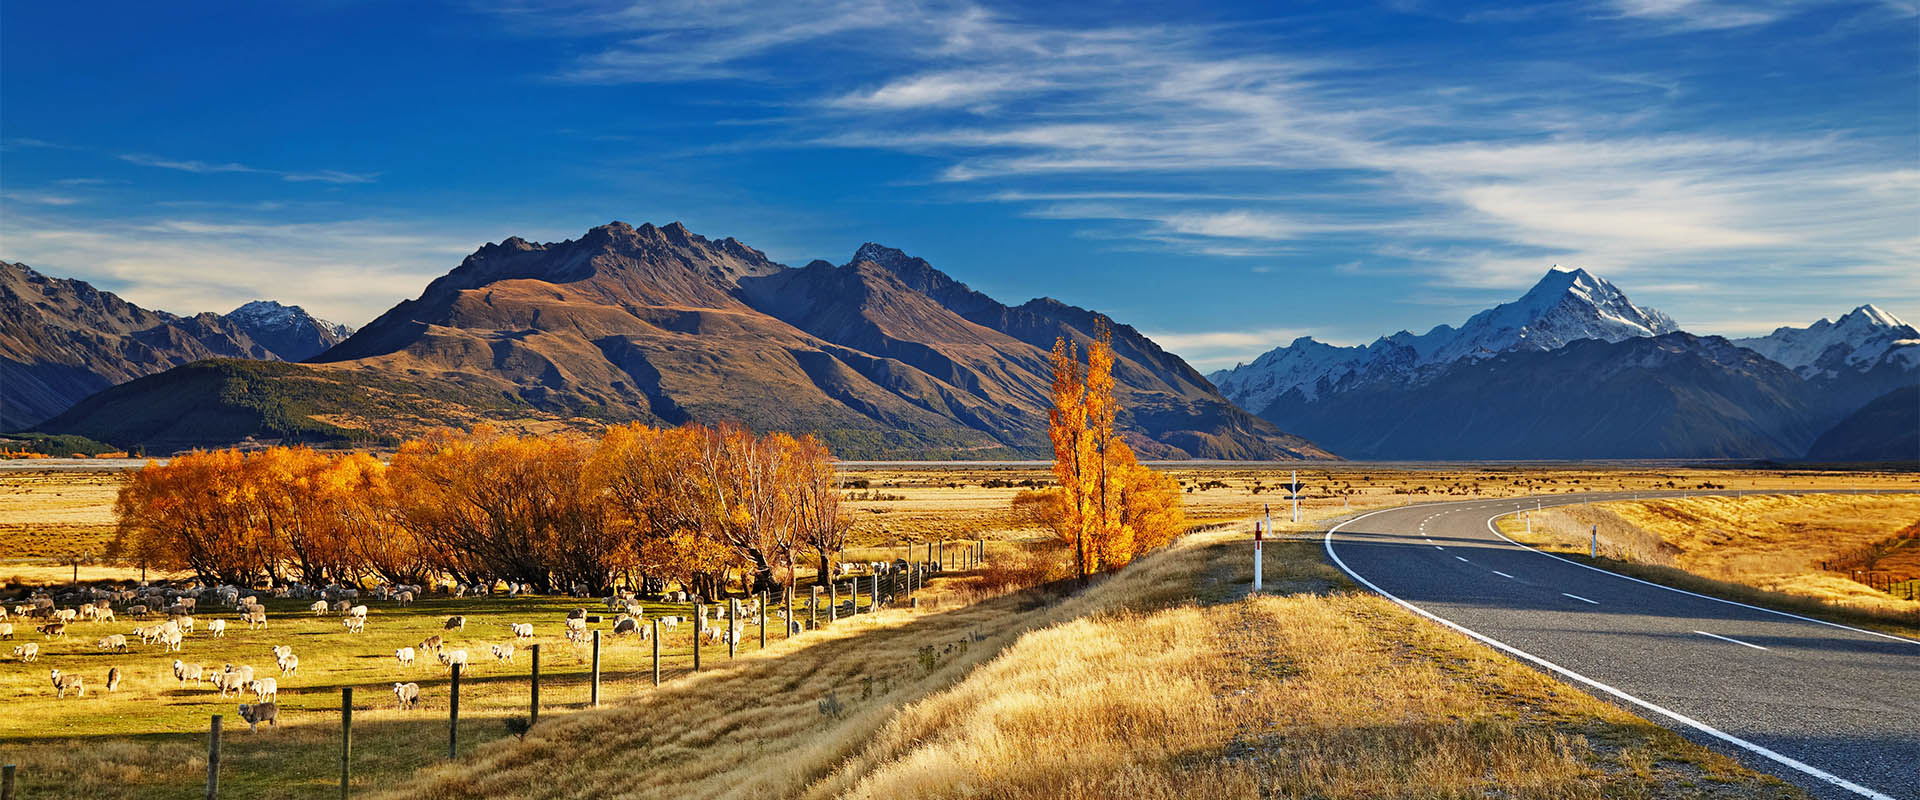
38, 222, 1331, 459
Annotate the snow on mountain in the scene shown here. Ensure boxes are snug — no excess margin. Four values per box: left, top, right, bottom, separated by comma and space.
1732, 304, 1919, 379
223, 300, 355, 361
1209, 267, 1678, 413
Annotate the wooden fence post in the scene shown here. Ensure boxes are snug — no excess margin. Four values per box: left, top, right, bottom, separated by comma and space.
759, 590, 768, 649
206, 714, 222, 800
448, 663, 461, 759
1, 763, 14, 800
784, 586, 794, 639
810, 585, 819, 629
651, 618, 661, 686
871, 573, 879, 610
829, 582, 838, 623
340, 686, 353, 800
530, 644, 541, 725
693, 604, 703, 671
728, 599, 738, 660
590, 630, 601, 708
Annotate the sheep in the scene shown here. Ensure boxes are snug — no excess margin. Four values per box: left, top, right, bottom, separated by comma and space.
343, 616, 367, 634
787, 619, 803, 635
310, 601, 329, 615
214, 671, 247, 698
96, 633, 129, 652
127, 604, 149, 618
38, 622, 67, 639
135, 624, 164, 644
348, 604, 369, 619
13, 643, 39, 662
657, 615, 682, 633
392, 682, 421, 710
331, 599, 351, 614
438, 649, 469, 673
417, 635, 443, 654
226, 663, 256, 687
236, 702, 278, 732
397, 590, 414, 605
444, 615, 465, 631
162, 628, 184, 653
611, 617, 640, 637
174, 615, 196, 635
395, 647, 416, 668
244, 610, 267, 630
50, 669, 85, 698
105, 666, 123, 693
52, 608, 78, 624
489, 643, 515, 663
566, 608, 587, 620
565, 617, 587, 635
174, 659, 204, 686
270, 644, 293, 661
278, 654, 300, 676
510, 623, 535, 640
250, 677, 278, 703
0, 623, 12, 640
92, 607, 115, 624
205, 619, 227, 638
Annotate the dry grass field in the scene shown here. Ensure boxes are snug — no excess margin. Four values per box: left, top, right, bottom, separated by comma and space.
0, 462, 1906, 798
1499, 493, 1920, 635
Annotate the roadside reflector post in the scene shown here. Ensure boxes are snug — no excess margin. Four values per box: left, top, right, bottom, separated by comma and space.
1252, 521, 1264, 593
1590, 524, 1597, 559
1292, 470, 1300, 523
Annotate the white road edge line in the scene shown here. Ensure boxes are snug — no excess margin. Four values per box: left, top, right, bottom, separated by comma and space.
1483, 511, 1919, 646
1454, 556, 1469, 562
1562, 593, 1598, 605
1492, 570, 1515, 579
1326, 505, 1897, 800
1695, 630, 1768, 650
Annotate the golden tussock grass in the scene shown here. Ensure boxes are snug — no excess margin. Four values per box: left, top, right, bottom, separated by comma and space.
1504, 493, 1920, 635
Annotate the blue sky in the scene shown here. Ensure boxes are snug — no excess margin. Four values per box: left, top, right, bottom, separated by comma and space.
3, 0, 1915, 370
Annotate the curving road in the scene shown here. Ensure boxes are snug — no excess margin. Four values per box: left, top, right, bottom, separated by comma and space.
1323, 491, 1920, 800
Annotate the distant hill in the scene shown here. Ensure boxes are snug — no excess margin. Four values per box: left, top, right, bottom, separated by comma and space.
33, 222, 1331, 460
225, 300, 354, 361
1804, 385, 1919, 462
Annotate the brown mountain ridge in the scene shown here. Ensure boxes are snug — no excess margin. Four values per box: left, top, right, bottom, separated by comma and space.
32, 221, 1333, 460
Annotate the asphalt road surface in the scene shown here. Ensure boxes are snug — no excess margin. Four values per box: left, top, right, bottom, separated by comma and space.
1323, 491, 1920, 800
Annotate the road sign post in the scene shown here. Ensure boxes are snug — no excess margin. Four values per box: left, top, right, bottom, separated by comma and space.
1252, 521, 1264, 593
1590, 524, 1597, 558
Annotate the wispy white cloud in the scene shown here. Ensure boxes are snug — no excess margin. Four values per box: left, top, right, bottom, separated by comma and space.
120, 153, 379, 184
2, 192, 84, 206
1140, 326, 1321, 371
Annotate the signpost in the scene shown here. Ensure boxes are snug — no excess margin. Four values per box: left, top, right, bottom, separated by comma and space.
1252, 519, 1264, 593
1590, 524, 1598, 558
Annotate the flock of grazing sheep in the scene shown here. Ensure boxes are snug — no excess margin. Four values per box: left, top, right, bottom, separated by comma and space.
4, 572, 894, 735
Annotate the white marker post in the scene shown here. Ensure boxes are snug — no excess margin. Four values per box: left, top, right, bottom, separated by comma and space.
1590, 524, 1597, 558
1252, 521, 1264, 593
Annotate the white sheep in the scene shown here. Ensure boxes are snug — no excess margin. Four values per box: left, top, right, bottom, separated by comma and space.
510, 623, 534, 640
250, 677, 278, 703
343, 616, 366, 633
310, 601, 329, 616
205, 619, 227, 638
438, 649, 469, 672
52, 608, 77, 624
417, 635, 443, 654
278, 654, 300, 676
489, 643, 515, 663
162, 628, 184, 653
105, 666, 123, 692
0, 623, 12, 640
96, 633, 129, 652
348, 604, 369, 619
611, 617, 640, 637
175, 615, 196, 634
270, 645, 293, 662
244, 610, 268, 630
395, 647, 416, 668
13, 643, 40, 662
565, 617, 586, 635
657, 615, 682, 632
397, 590, 414, 605
392, 682, 420, 710
174, 659, 204, 686
214, 671, 247, 698
237, 702, 277, 732
50, 669, 84, 698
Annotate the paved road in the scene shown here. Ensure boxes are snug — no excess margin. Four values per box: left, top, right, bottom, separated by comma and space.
1323, 491, 1920, 800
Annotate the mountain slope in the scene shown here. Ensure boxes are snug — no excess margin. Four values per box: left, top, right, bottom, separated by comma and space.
1733, 305, 1919, 379
1803, 385, 1919, 462
1259, 333, 1823, 459
0, 261, 279, 429
1210, 267, 1679, 413
37, 222, 1331, 460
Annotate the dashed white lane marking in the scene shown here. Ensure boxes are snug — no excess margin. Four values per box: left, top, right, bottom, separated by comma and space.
1454, 556, 1469, 562
1492, 570, 1515, 579
1694, 630, 1768, 651
1433, 545, 1444, 550
1327, 504, 1899, 800
1562, 593, 1599, 604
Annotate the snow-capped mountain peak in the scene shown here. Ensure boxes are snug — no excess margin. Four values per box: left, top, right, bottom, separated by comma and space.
222, 300, 355, 361
1732, 304, 1919, 379
1208, 266, 1680, 414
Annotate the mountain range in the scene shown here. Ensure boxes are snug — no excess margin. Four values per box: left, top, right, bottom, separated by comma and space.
0, 261, 352, 430
18, 222, 1329, 460
1210, 269, 1918, 460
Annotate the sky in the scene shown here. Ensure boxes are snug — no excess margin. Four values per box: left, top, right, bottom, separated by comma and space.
2, 0, 1915, 371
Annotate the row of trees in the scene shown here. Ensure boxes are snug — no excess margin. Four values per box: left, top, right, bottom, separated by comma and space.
113, 423, 849, 598
1015, 323, 1186, 579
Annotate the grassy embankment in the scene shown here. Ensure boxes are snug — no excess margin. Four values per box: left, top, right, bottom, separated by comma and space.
1497, 493, 1920, 638
380, 515, 1803, 799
